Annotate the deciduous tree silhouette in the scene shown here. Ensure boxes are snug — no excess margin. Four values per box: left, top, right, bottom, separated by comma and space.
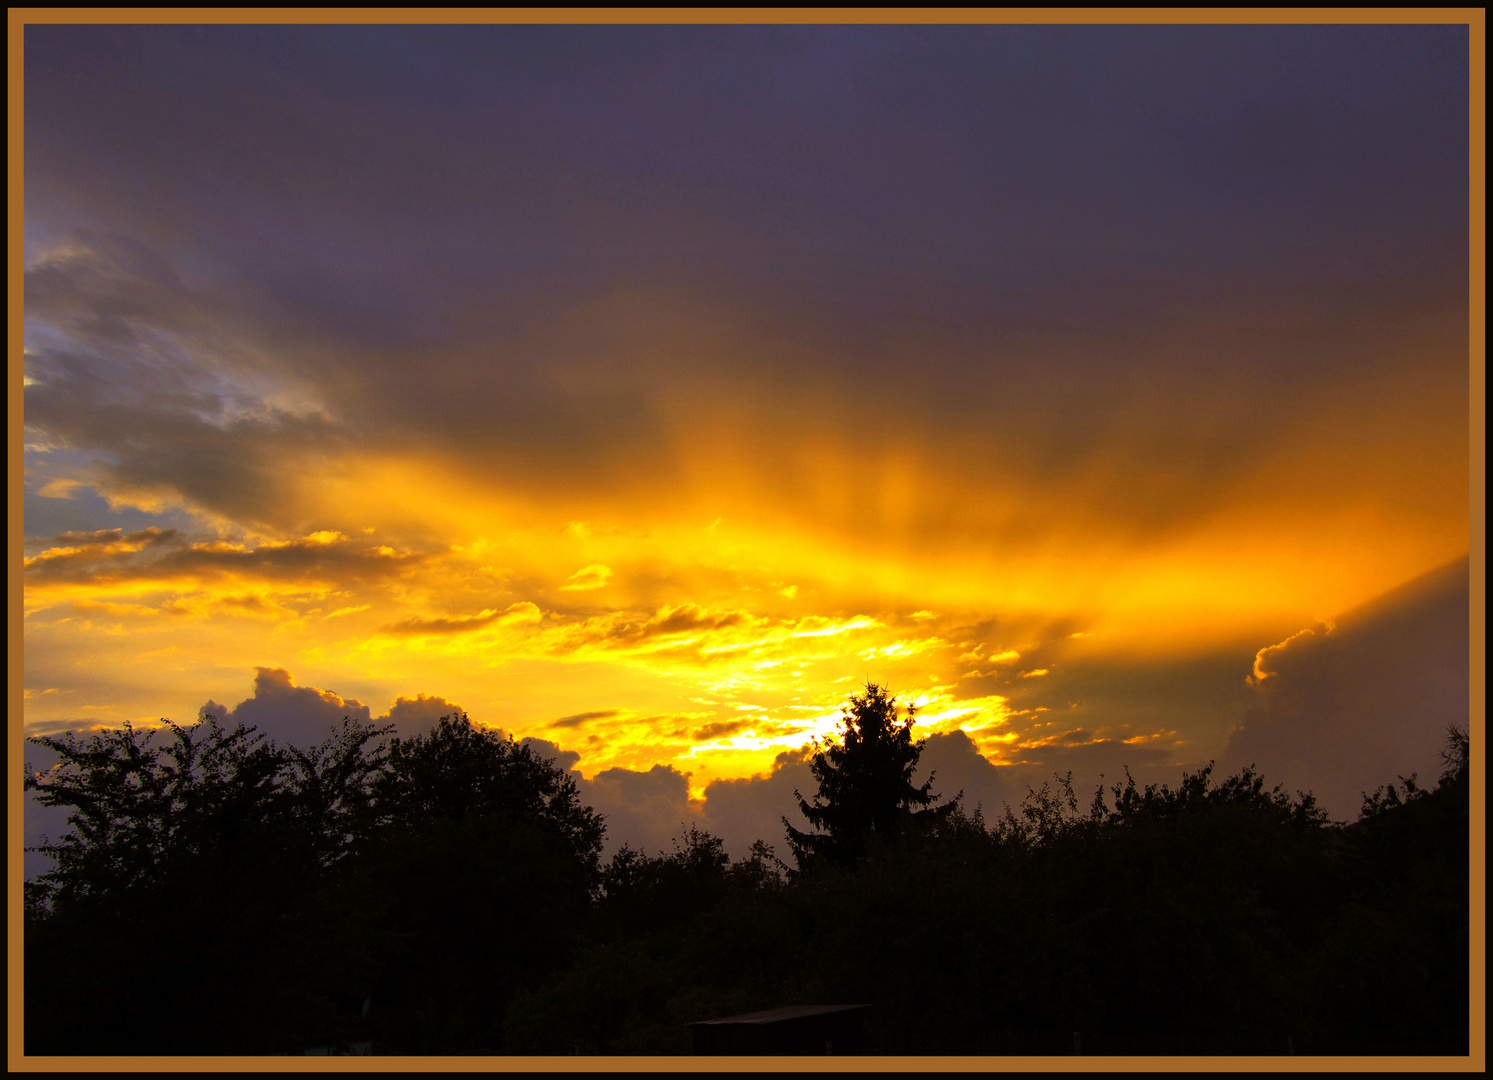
23, 711, 606, 1055
783, 682, 956, 869
347, 713, 607, 1053
372, 712, 605, 877
23, 716, 389, 1054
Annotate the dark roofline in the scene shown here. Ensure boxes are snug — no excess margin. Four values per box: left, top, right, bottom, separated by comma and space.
690, 1004, 872, 1026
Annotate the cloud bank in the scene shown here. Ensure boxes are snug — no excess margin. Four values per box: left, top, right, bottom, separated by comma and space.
199, 667, 465, 746
1224, 557, 1469, 820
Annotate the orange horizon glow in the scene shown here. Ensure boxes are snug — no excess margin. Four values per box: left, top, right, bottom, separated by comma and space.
22, 421, 1470, 795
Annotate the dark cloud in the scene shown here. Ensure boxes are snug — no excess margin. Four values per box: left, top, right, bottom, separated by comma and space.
965, 636, 1281, 780
1223, 557, 1470, 821
911, 730, 1015, 820
518, 737, 582, 774
23, 26, 1467, 538
581, 764, 695, 858
383, 693, 465, 740
198, 667, 375, 747
691, 719, 751, 741
996, 737, 1179, 806
507, 746, 733, 860
21, 232, 351, 531
25, 230, 194, 335
24, 526, 174, 550
381, 611, 502, 635
699, 748, 816, 862
200, 667, 466, 748
550, 710, 620, 729
22, 470, 201, 545
25, 528, 428, 587
565, 605, 751, 650
641, 605, 747, 638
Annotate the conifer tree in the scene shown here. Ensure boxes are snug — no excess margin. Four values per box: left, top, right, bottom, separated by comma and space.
783, 682, 953, 869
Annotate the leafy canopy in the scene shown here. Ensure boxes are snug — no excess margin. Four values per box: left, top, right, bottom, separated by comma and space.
374, 712, 606, 880
24, 715, 387, 912
23, 710, 608, 1055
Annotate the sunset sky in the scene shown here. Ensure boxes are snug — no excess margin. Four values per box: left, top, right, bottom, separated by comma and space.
22, 22, 1473, 858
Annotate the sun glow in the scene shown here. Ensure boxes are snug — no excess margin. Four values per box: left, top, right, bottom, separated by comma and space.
23, 422, 1468, 792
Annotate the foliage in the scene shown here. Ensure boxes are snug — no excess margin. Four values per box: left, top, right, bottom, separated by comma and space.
24, 704, 1469, 1056
1298, 723, 1471, 1054
359, 714, 607, 1053
24, 712, 602, 1055
505, 827, 787, 1054
503, 728, 1467, 1056
24, 716, 388, 1053
1360, 722, 1468, 819
374, 714, 604, 873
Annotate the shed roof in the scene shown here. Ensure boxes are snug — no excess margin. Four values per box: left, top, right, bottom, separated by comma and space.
689, 1004, 871, 1026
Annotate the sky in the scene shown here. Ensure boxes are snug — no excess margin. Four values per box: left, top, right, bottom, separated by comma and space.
22, 23, 1472, 861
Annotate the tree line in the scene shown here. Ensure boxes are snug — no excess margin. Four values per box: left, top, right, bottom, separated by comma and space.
24, 684, 1470, 1056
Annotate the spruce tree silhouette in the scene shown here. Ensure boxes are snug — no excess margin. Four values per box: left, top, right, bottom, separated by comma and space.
783, 682, 955, 869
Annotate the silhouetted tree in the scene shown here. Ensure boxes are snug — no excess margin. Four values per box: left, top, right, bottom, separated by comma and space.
372, 712, 604, 877
783, 682, 956, 869
358, 714, 606, 1053
23, 711, 607, 1055
24, 716, 388, 1054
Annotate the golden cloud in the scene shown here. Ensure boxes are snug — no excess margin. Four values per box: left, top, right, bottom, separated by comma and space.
560, 564, 613, 591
